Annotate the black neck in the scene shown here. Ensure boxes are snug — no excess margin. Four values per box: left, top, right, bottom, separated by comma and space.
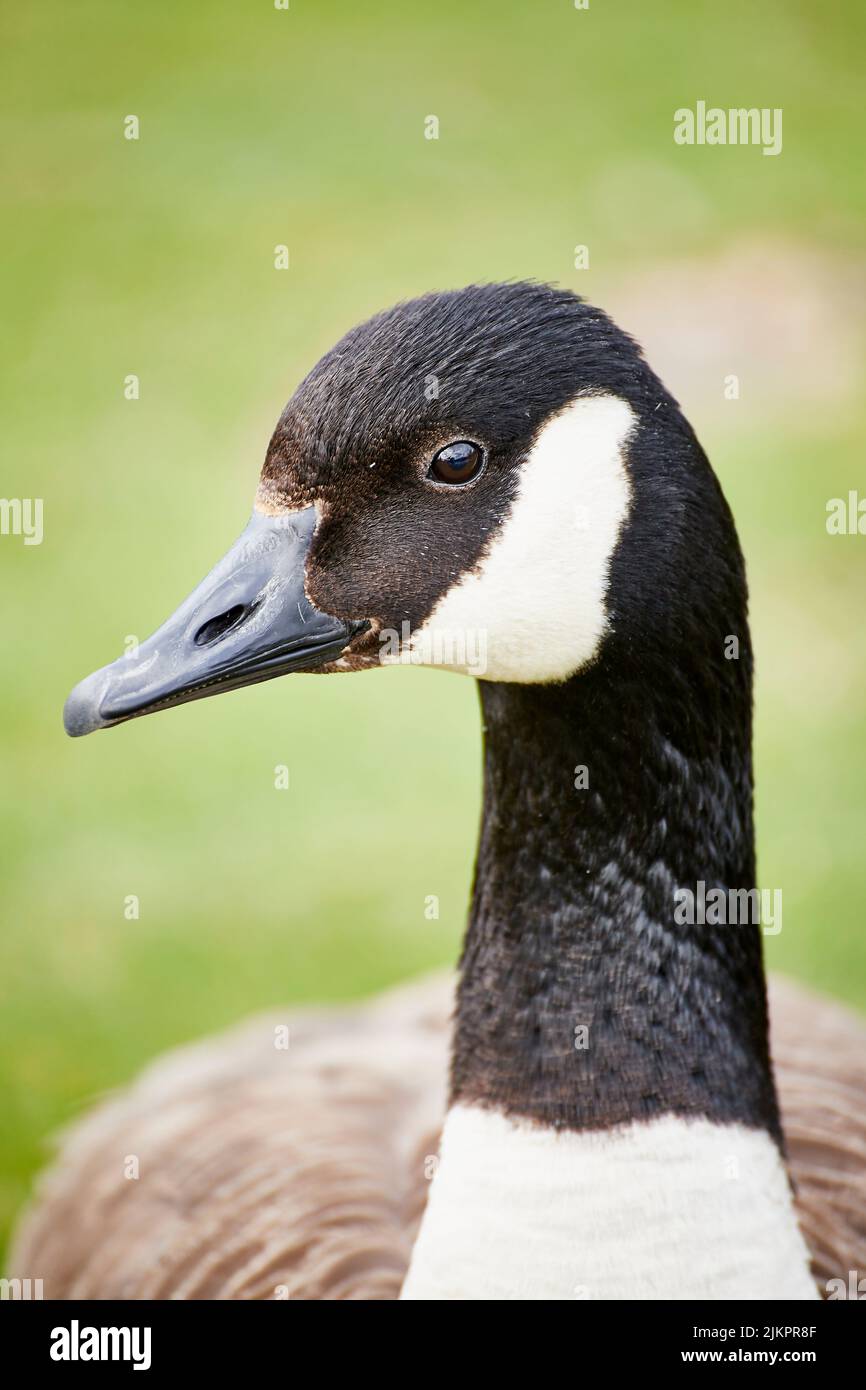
451, 651, 782, 1142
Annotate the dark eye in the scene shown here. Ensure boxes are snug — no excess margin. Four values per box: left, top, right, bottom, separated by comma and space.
427, 440, 484, 486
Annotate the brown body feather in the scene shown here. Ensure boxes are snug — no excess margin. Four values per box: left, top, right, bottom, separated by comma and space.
8, 974, 866, 1300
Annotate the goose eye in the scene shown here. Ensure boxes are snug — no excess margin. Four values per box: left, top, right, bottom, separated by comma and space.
427, 440, 484, 486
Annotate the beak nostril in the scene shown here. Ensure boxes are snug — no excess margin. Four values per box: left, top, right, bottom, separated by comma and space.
194, 603, 256, 647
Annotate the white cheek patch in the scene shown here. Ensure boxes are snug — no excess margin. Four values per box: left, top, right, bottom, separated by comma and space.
406, 393, 635, 684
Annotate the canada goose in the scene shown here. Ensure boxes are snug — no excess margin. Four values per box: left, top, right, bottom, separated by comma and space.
11, 282, 866, 1300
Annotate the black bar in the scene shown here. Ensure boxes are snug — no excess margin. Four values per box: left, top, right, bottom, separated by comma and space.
1, 1297, 860, 1373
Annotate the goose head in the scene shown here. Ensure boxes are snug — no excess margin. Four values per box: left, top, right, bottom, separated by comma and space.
64, 280, 746, 735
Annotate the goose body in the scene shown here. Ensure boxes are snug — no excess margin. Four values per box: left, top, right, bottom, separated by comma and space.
12, 283, 866, 1299
10, 975, 866, 1298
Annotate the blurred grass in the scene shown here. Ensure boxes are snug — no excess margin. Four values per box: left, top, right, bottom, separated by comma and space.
1, 0, 865, 1257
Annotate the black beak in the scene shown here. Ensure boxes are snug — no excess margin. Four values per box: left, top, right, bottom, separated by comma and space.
63, 507, 365, 737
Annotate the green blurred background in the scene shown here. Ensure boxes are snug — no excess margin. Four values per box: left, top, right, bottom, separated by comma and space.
2, 0, 864, 1258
